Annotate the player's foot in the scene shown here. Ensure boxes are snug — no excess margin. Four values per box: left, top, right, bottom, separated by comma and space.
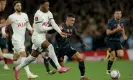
106, 50, 110, 59
47, 70, 56, 75
106, 70, 111, 75
13, 67, 19, 80
58, 67, 70, 73
80, 76, 90, 80
27, 73, 38, 79
4, 64, 10, 70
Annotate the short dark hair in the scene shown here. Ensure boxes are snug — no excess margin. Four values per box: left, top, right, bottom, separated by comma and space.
113, 8, 122, 13
66, 14, 75, 18
13, 0, 21, 7
39, 0, 49, 5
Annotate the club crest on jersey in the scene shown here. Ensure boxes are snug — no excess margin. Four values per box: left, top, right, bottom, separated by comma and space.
35, 16, 38, 21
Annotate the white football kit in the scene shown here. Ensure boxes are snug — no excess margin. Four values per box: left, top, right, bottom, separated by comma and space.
32, 10, 61, 52
8, 12, 32, 53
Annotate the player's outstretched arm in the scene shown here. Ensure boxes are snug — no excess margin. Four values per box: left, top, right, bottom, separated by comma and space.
50, 19, 61, 33
0, 18, 12, 27
50, 19, 67, 37
48, 11, 66, 37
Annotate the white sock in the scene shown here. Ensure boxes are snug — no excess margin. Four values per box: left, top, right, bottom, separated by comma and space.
64, 55, 68, 63
16, 56, 36, 71
2, 53, 13, 60
16, 57, 35, 76
24, 65, 31, 76
47, 44, 61, 70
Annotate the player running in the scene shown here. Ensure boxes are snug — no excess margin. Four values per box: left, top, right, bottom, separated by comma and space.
106, 8, 127, 74
54, 14, 89, 80
13, 0, 70, 80
0, 0, 38, 79
0, 17, 10, 70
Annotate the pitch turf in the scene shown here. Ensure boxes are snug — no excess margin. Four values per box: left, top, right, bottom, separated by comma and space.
0, 60, 132, 80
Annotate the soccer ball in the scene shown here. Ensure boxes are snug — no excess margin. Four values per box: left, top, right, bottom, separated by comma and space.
110, 70, 120, 80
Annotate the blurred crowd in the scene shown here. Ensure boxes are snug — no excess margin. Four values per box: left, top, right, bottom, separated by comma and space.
1, 0, 133, 51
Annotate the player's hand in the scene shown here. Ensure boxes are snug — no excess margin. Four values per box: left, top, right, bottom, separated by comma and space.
116, 24, 123, 31
2, 33, 8, 38
116, 27, 122, 32
29, 30, 33, 35
60, 32, 67, 37
123, 36, 127, 40
82, 43, 88, 48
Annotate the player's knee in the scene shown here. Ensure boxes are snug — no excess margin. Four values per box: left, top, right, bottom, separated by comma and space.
118, 53, 124, 59
31, 50, 39, 57
20, 52, 27, 57
110, 56, 115, 60
42, 41, 51, 48
117, 51, 124, 59
13, 54, 20, 61
77, 57, 84, 62
13, 58, 19, 61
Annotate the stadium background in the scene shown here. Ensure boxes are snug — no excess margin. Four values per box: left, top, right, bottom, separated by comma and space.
0, 0, 133, 80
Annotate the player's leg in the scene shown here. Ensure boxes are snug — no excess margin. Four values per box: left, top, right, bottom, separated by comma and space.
42, 52, 51, 73
16, 49, 39, 69
106, 48, 111, 59
44, 57, 57, 74
43, 54, 50, 73
19, 50, 38, 78
64, 55, 68, 63
116, 50, 124, 59
2, 48, 10, 70
55, 47, 65, 67
58, 56, 65, 67
2, 48, 20, 61
12, 41, 38, 80
42, 52, 57, 74
116, 42, 124, 59
41, 40, 70, 73
14, 49, 39, 80
0, 38, 10, 70
71, 51, 88, 80
107, 50, 116, 74
106, 41, 116, 74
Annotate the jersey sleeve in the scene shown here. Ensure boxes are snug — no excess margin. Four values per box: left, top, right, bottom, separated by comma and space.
107, 20, 112, 29
23, 13, 33, 31
24, 13, 29, 22
34, 13, 43, 24
48, 11, 53, 20
8, 15, 13, 22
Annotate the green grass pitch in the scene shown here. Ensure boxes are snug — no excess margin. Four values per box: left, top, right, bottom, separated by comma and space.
0, 60, 132, 80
